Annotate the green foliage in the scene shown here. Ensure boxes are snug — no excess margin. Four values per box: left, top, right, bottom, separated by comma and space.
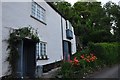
90, 30, 113, 43
59, 62, 73, 78
52, 1, 120, 50
89, 42, 120, 66
60, 42, 119, 78
103, 1, 120, 42
59, 51, 98, 78
7, 27, 40, 76
52, 1, 72, 20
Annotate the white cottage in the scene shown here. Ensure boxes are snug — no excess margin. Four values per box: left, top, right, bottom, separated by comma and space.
1, 0, 76, 78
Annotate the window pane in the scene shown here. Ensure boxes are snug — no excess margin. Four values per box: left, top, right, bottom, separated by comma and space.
38, 42, 47, 58
36, 43, 39, 59
31, 2, 36, 16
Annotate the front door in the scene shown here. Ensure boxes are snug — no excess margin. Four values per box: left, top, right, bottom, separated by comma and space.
23, 39, 36, 78
63, 41, 72, 61
16, 39, 36, 78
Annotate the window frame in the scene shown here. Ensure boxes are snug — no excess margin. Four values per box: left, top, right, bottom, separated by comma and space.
31, 1, 47, 25
36, 41, 48, 60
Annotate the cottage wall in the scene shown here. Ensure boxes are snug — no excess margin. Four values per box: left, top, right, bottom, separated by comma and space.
2, 1, 76, 77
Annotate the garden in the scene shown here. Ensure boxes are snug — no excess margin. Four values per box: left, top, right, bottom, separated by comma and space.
57, 42, 120, 78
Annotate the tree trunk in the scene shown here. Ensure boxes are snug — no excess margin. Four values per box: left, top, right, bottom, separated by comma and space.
75, 36, 82, 52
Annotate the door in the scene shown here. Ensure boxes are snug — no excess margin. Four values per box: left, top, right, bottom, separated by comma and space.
23, 39, 36, 78
63, 41, 72, 61
16, 39, 36, 78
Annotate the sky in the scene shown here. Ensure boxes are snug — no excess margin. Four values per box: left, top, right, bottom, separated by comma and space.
65, 0, 120, 5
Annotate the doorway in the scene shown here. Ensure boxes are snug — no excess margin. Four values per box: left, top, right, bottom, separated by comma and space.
63, 41, 72, 61
16, 39, 36, 78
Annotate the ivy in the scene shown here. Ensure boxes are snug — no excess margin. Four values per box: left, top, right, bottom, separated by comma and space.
7, 27, 40, 76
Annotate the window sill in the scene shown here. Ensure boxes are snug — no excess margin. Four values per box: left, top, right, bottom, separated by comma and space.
37, 58, 49, 60
37, 57, 49, 60
30, 15, 47, 25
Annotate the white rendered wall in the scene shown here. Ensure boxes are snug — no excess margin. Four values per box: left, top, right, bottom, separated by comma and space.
71, 27, 76, 54
0, 1, 2, 77
2, 1, 63, 75
62, 17, 76, 54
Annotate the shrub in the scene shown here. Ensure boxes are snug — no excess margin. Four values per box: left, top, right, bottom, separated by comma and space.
89, 42, 119, 66
59, 62, 73, 78
90, 30, 112, 43
59, 53, 98, 78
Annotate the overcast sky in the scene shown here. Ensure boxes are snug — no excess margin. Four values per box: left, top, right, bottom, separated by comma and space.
65, 0, 120, 5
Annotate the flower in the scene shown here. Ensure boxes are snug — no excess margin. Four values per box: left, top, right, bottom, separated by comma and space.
85, 59, 90, 62
87, 56, 90, 59
90, 53, 94, 57
90, 57, 94, 62
80, 54, 84, 59
89, 55, 97, 62
73, 57, 79, 65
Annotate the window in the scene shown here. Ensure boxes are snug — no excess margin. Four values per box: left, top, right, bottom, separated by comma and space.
36, 43, 39, 59
31, 1, 46, 23
69, 23, 72, 30
36, 42, 48, 60
66, 20, 72, 30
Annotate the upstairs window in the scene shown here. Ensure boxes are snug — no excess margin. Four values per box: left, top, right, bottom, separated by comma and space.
66, 20, 72, 31
31, 1, 46, 23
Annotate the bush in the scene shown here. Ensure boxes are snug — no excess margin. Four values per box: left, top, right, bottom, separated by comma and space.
59, 62, 73, 78
71, 47, 90, 60
59, 42, 119, 78
90, 30, 112, 43
88, 42, 120, 66
59, 53, 98, 78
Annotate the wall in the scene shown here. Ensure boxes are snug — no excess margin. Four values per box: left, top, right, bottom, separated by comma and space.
2, 1, 63, 76
62, 18, 76, 54
0, 1, 2, 77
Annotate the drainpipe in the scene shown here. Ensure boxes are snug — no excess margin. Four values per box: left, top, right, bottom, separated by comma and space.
61, 17, 64, 60
21, 40, 23, 79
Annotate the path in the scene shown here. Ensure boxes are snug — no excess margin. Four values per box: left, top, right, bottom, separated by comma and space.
40, 64, 120, 78
41, 67, 60, 78
87, 64, 120, 78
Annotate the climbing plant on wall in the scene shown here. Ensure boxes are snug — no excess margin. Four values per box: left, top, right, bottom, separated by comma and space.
7, 27, 40, 76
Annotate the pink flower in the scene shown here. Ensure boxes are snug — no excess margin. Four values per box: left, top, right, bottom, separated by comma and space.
80, 54, 84, 59
73, 57, 79, 65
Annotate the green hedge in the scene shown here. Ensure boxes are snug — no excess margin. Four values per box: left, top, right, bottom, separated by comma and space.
89, 42, 120, 66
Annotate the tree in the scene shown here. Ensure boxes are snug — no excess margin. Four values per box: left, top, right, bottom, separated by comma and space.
51, 1, 73, 20
51, 1, 118, 50
73, 2, 112, 46
104, 1, 120, 42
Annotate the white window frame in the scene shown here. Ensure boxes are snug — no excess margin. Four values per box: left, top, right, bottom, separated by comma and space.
36, 42, 47, 60
31, 1, 46, 23
66, 20, 72, 30
40, 42, 47, 56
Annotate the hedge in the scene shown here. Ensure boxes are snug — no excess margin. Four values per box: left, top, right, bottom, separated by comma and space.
88, 42, 120, 66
